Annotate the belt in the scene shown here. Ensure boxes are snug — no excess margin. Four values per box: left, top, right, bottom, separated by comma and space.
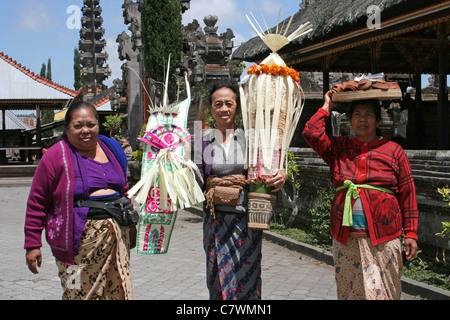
75, 198, 120, 220
75, 198, 120, 209
74, 196, 139, 226
86, 208, 110, 220
336, 180, 394, 227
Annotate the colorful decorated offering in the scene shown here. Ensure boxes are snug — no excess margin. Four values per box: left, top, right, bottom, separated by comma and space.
128, 58, 204, 254
240, 12, 312, 229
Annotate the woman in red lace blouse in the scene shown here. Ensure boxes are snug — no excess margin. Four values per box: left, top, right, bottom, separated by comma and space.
302, 90, 418, 300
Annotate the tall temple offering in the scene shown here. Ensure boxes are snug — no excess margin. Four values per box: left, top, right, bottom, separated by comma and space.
79, 0, 111, 100
127, 58, 204, 254
240, 12, 312, 230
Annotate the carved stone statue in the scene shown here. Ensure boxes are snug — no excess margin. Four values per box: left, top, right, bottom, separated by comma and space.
180, 0, 191, 13
117, 0, 144, 150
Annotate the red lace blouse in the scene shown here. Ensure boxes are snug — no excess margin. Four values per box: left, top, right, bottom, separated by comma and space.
302, 108, 419, 245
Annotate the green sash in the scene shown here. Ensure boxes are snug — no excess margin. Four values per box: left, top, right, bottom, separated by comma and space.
336, 180, 394, 227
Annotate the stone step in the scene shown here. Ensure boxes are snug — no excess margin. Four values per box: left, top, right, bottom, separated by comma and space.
290, 148, 450, 181
410, 163, 450, 173
405, 150, 450, 161
411, 169, 450, 180
409, 158, 450, 165
0, 165, 37, 177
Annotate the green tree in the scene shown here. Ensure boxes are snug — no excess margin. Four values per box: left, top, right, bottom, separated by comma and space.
39, 59, 55, 147
46, 57, 52, 81
40, 63, 46, 78
141, 0, 184, 91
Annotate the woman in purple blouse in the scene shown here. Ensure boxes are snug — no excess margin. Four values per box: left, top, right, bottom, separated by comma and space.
24, 102, 136, 300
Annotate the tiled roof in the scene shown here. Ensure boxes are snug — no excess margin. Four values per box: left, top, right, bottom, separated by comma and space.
0, 110, 31, 130
88, 86, 116, 110
54, 86, 119, 121
0, 51, 80, 99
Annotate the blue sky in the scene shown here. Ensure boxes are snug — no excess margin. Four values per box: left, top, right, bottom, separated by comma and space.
1, 0, 302, 90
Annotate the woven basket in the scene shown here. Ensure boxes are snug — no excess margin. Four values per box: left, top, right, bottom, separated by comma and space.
248, 192, 277, 230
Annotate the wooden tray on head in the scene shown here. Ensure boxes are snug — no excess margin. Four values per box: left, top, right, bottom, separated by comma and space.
331, 89, 402, 102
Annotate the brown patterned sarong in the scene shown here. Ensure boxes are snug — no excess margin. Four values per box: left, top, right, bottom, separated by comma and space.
333, 237, 403, 300
56, 219, 133, 300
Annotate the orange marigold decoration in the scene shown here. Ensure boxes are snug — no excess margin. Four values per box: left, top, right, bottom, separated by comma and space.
261, 64, 270, 74
247, 63, 300, 83
269, 64, 280, 76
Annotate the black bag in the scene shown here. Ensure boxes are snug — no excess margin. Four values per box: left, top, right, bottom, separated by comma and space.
76, 197, 139, 227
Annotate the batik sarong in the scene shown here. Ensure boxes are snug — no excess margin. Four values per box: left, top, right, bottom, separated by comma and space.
56, 219, 133, 300
203, 211, 262, 300
333, 236, 403, 300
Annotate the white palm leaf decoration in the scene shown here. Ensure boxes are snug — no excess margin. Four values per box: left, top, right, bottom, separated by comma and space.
240, 11, 312, 178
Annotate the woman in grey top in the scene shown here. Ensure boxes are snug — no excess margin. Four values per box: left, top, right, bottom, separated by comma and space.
195, 81, 287, 300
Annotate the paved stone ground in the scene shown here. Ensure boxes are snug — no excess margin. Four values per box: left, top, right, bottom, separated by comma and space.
0, 178, 338, 300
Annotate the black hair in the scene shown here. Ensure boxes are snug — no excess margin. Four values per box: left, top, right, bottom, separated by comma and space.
208, 80, 240, 107
346, 99, 382, 137
62, 101, 99, 138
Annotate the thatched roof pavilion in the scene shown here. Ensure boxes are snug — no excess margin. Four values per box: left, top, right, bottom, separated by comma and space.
233, 0, 450, 149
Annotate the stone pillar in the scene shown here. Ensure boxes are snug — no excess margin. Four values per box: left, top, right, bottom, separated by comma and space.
120, 0, 144, 150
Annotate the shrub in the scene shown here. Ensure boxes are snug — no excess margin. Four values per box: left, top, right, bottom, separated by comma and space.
309, 184, 334, 246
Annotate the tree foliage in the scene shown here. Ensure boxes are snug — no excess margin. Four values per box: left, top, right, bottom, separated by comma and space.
40, 63, 46, 78
281, 152, 302, 228
46, 58, 52, 81
73, 48, 82, 91
141, 0, 184, 90
39, 58, 55, 147
103, 114, 123, 140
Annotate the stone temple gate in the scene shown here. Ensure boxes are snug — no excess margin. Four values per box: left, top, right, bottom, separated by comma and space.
182, 14, 243, 131
116, 0, 243, 147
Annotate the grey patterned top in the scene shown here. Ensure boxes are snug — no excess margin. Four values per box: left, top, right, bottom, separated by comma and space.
204, 127, 248, 213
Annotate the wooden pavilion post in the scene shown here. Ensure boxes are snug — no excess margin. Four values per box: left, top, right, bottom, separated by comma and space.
437, 22, 449, 150
370, 41, 382, 74
0, 107, 6, 164
393, 39, 436, 149
323, 56, 333, 135
322, 56, 331, 97
414, 73, 423, 149
1, 107, 5, 147
35, 104, 43, 160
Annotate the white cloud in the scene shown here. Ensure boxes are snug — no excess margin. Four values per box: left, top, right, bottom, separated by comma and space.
246, 0, 297, 30
104, 37, 123, 88
14, 1, 52, 32
249, 0, 283, 16
233, 32, 248, 47
182, 0, 245, 31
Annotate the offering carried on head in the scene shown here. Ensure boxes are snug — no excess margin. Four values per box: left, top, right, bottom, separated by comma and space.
331, 73, 402, 102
